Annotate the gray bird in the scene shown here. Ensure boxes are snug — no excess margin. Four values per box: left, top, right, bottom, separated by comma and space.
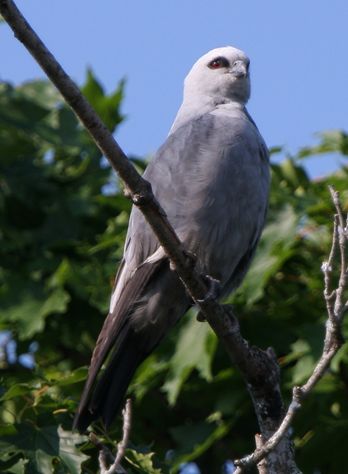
74, 46, 270, 432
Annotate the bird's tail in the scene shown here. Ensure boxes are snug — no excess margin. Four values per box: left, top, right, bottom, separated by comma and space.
73, 328, 143, 432
73, 260, 190, 432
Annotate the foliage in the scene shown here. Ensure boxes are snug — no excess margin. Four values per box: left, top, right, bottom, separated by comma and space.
0, 73, 348, 473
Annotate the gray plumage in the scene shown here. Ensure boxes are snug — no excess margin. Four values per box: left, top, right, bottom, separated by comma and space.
74, 46, 270, 432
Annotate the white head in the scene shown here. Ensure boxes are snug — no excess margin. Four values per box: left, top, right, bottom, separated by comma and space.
183, 46, 251, 105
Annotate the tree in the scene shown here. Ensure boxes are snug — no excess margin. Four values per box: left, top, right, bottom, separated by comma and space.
1, 2, 348, 472
1, 71, 348, 474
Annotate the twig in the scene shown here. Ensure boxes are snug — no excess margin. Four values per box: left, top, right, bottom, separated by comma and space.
234, 186, 347, 472
89, 399, 131, 474
0, 2, 299, 471
255, 434, 268, 474
89, 433, 114, 472
112, 399, 132, 471
329, 186, 348, 324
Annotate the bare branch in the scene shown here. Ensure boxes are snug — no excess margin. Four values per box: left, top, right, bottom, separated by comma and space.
255, 434, 268, 474
111, 399, 132, 472
89, 433, 116, 473
322, 216, 338, 322
234, 186, 347, 471
89, 399, 131, 474
329, 186, 348, 324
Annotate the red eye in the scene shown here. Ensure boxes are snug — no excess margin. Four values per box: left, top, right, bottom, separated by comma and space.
209, 59, 222, 69
208, 56, 230, 69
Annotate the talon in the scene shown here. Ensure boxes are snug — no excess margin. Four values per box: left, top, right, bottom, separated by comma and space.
184, 249, 197, 266
196, 274, 221, 304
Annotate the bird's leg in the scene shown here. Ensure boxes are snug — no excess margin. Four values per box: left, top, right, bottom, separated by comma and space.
198, 274, 222, 301
196, 275, 222, 321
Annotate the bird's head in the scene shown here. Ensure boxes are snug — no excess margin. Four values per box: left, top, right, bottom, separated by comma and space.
184, 46, 251, 105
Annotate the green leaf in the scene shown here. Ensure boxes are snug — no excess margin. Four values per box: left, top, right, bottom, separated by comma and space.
125, 450, 162, 474
0, 284, 70, 339
17, 80, 60, 109
48, 367, 88, 387
131, 355, 168, 401
0, 424, 58, 472
56, 426, 89, 474
279, 158, 310, 188
269, 145, 283, 155
236, 205, 298, 305
82, 68, 105, 103
0, 450, 26, 473
289, 339, 314, 385
2, 73, 348, 474
81, 69, 125, 131
0, 424, 87, 474
298, 130, 348, 158
7, 458, 27, 474
1, 383, 32, 401
162, 315, 217, 405
169, 418, 231, 469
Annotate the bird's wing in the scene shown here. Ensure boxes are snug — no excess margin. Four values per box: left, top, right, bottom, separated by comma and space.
143, 109, 270, 287
100, 107, 269, 357
74, 258, 167, 430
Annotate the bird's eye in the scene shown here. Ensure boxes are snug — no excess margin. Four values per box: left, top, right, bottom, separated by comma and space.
208, 56, 230, 69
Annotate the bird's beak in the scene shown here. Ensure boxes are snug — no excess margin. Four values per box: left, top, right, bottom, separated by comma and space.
231, 60, 248, 78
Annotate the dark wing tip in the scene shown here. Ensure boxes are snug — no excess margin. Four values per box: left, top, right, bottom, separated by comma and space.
73, 406, 97, 433
73, 260, 167, 433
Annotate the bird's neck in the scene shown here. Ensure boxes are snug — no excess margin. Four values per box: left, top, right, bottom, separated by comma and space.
169, 95, 246, 135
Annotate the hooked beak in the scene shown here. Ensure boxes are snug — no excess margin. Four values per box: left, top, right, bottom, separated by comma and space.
231, 60, 248, 78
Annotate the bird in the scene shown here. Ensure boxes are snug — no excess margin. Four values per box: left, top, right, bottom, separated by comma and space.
74, 46, 270, 432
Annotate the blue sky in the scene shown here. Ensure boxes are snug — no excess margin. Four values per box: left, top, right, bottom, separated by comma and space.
1, 0, 347, 177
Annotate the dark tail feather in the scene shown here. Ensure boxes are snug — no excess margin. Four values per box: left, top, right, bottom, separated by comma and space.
73, 330, 143, 433
73, 261, 166, 433
73, 260, 190, 432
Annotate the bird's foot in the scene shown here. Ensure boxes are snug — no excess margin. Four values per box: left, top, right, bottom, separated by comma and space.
198, 274, 222, 301
196, 275, 221, 321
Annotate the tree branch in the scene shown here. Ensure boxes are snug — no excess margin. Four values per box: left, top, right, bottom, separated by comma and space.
89, 399, 131, 474
0, 1, 300, 471
234, 186, 347, 472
